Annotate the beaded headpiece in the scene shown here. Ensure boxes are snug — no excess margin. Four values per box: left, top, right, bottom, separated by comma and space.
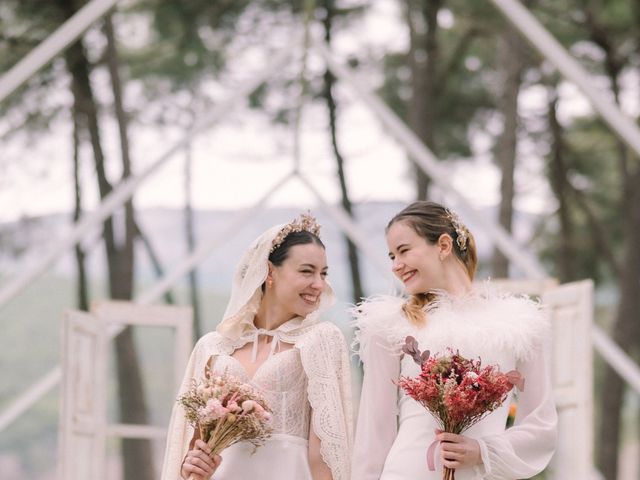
270, 212, 321, 253
445, 209, 468, 252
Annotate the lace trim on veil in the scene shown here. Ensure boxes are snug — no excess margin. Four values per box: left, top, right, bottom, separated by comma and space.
298, 322, 353, 480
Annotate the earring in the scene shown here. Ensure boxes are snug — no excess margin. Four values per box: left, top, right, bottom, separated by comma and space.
267, 278, 273, 287
439, 253, 445, 261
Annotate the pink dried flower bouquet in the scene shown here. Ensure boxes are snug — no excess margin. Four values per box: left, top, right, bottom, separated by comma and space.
178, 365, 273, 468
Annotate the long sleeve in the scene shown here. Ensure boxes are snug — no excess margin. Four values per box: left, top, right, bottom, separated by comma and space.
161, 333, 228, 480
160, 342, 200, 480
476, 344, 558, 479
351, 333, 401, 480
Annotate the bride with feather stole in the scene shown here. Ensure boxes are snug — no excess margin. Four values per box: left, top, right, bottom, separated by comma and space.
352, 202, 557, 480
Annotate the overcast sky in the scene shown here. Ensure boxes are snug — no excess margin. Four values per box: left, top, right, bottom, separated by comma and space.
1, 0, 621, 224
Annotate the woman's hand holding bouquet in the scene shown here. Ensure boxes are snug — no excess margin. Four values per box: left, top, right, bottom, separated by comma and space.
178, 364, 273, 480
398, 336, 524, 480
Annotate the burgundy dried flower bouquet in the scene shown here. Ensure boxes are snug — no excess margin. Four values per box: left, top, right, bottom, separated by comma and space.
397, 336, 524, 480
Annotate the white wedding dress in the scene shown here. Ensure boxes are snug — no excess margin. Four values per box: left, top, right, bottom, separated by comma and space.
161, 318, 353, 480
211, 338, 313, 479
351, 287, 558, 480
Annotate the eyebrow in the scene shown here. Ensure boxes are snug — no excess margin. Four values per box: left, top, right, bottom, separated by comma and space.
300, 263, 328, 271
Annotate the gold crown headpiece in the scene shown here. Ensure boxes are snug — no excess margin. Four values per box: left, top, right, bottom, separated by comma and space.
445, 209, 468, 252
270, 212, 321, 253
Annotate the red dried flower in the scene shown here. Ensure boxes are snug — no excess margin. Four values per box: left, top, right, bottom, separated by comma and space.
396, 337, 523, 480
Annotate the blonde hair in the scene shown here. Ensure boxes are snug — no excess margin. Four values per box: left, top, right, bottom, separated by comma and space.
386, 201, 477, 327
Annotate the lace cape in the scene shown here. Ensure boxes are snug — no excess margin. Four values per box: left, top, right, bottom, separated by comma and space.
160, 320, 353, 480
352, 284, 550, 365
162, 219, 351, 479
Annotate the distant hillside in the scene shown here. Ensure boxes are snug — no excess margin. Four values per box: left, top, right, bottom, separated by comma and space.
0, 201, 540, 300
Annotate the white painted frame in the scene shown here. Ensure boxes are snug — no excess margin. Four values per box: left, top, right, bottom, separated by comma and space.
495, 279, 596, 480
58, 310, 108, 480
543, 280, 595, 479
58, 301, 192, 480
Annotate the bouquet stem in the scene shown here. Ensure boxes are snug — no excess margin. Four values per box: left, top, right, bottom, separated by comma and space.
443, 466, 456, 480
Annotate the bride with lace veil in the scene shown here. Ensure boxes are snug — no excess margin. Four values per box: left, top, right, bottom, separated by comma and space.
161, 213, 352, 480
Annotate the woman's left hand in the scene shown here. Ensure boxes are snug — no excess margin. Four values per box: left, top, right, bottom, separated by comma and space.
436, 430, 482, 470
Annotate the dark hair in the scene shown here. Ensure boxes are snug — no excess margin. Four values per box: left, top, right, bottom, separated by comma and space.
268, 230, 325, 266
387, 201, 478, 326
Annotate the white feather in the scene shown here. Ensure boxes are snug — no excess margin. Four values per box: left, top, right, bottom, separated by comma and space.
351, 284, 549, 366
421, 287, 549, 364
349, 295, 410, 358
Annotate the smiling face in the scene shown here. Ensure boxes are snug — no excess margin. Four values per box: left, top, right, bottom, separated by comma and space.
386, 220, 446, 295
268, 242, 329, 319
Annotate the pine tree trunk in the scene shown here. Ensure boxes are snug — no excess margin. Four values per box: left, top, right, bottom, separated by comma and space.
184, 139, 202, 339
66, 35, 154, 480
104, 14, 136, 296
491, 25, 523, 278
134, 220, 175, 304
598, 171, 640, 480
103, 14, 155, 480
584, 12, 639, 477
56, 0, 154, 475
322, 0, 364, 304
546, 90, 575, 282
407, 0, 442, 200
72, 98, 89, 311
543, 81, 620, 279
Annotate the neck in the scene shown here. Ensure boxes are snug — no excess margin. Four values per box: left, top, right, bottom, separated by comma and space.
438, 260, 473, 297
253, 291, 296, 331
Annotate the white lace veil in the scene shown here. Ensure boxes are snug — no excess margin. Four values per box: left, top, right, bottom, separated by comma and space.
215, 221, 335, 340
